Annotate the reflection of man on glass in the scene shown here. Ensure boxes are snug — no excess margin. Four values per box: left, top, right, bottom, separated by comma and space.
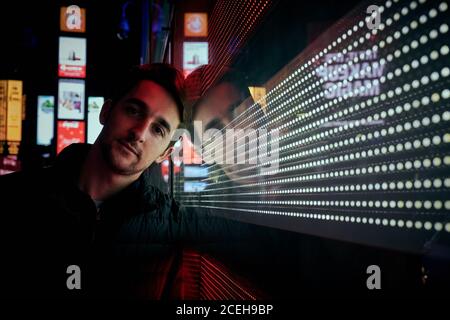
185, 64, 264, 186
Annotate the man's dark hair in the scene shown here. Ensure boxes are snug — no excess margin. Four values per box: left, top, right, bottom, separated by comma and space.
110, 63, 185, 124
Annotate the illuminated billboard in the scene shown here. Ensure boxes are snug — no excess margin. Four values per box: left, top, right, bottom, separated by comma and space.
184, 165, 209, 178
59, 37, 86, 78
0, 81, 6, 141
184, 181, 207, 192
183, 42, 208, 76
5, 80, 22, 141
58, 79, 85, 120
184, 13, 208, 37
87, 96, 104, 144
60, 5, 86, 33
57, 120, 85, 154
37, 96, 55, 146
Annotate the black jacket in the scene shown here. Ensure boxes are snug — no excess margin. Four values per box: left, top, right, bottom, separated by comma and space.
0, 143, 237, 299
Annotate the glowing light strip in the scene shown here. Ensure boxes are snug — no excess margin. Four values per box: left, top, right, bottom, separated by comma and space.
185, 205, 450, 233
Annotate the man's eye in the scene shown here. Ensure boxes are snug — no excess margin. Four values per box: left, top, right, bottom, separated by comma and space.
152, 125, 165, 137
125, 106, 140, 116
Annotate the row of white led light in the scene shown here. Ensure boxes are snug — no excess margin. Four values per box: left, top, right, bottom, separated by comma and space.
202, 131, 449, 189
209, 2, 448, 163
213, 0, 272, 92
261, 44, 449, 158
199, 129, 449, 188
204, 62, 450, 179
274, 40, 448, 138
193, 154, 449, 192
261, 0, 442, 124
210, 0, 263, 68
184, 198, 450, 211
199, 0, 385, 140
179, 1, 450, 236
182, 178, 450, 198
185, 205, 450, 233
270, 78, 448, 165
202, 89, 449, 187
199, 14, 442, 174
204, 87, 449, 181
227, 0, 439, 134
191, 156, 450, 193
186, 172, 450, 196
203, 25, 449, 175
196, 12, 448, 189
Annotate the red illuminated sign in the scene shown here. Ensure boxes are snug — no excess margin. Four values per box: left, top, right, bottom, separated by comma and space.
57, 120, 85, 154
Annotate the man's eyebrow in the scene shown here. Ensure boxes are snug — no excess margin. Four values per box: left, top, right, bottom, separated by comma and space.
125, 98, 171, 132
124, 98, 148, 111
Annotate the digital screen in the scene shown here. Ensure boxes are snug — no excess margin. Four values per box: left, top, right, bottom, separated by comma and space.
183, 42, 208, 76
58, 79, 85, 120
37, 95, 54, 146
184, 165, 209, 178
59, 37, 86, 78
57, 120, 85, 154
60, 5, 86, 33
176, 0, 450, 253
87, 97, 104, 144
184, 181, 208, 192
184, 13, 208, 37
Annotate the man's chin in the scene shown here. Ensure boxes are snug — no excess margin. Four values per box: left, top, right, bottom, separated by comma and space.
105, 152, 139, 175
100, 142, 143, 175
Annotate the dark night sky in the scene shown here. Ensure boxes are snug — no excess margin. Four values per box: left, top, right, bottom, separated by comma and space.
0, 0, 143, 98
0, 0, 144, 161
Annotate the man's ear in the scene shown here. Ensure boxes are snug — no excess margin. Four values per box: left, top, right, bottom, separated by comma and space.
155, 146, 174, 164
100, 99, 113, 125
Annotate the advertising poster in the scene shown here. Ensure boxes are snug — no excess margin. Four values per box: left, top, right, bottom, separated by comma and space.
59, 37, 86, 78
183, 42, 208, 76
87, 96, 104, 144
184, 13, 208, 37
0, 81, 6, 140
58, 79, 85, 120
60, 5, 86, 33
57, 120, 85, 154
6, 80, 22, 141
37, 95, 55, 146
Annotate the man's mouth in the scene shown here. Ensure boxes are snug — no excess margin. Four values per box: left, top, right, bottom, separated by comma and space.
118, 140, 139, 157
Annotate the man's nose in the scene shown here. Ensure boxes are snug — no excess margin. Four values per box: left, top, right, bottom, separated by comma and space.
129, 119, 151, 142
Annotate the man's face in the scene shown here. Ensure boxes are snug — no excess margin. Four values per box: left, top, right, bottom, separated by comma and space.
97, 80, 180, 175
194, 82, 242, 133
193, 81, 260, 184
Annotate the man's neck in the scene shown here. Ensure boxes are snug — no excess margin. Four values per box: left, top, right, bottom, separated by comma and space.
78, 144, 140, 201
